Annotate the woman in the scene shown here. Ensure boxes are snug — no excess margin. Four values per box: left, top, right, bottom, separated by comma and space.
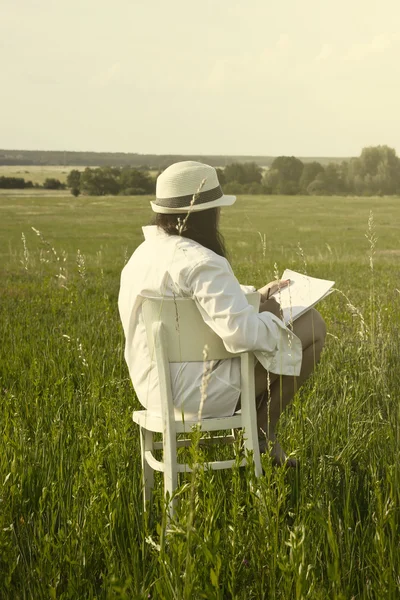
118, 161, 326, 465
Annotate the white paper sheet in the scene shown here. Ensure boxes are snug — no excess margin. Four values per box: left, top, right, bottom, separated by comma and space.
271, 269, 335, 324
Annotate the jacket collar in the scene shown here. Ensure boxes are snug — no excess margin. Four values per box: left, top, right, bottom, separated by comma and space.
142, 225, 168, 240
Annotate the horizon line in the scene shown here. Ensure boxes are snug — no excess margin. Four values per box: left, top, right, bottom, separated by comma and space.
0, 148, 354, 159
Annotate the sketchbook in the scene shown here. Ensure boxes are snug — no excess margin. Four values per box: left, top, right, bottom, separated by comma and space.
269, 269, 335, 324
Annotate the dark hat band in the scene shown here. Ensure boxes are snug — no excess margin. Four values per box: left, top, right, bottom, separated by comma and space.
155, 185, 223, 209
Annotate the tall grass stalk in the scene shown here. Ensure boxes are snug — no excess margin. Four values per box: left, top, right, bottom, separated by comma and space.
366, 211, 377, 352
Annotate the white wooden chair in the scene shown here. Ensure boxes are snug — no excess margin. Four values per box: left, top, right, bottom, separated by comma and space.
132, 293, 262, 516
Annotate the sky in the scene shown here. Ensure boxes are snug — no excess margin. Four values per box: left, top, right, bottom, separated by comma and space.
1, 0, 400, 157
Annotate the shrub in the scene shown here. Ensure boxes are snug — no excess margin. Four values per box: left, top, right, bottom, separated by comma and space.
43, 178, 66, 190
0, 176, 33, 189
120, 187, 147, 196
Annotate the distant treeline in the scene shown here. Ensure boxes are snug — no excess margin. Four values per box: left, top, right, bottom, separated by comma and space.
0, 176, 34, 189
261, 146, 400, 196
66, 167, 154, 196
0, 149, 347, 169
0, 176, 66, 190
3, 145, 399, 197
64, 145, 400, 197
259, 145, 400, 196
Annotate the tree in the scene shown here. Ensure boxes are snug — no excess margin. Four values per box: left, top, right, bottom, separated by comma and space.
346, 145, 400, 195
324, 163, 345, 194
215, 168, 226, 186
80, 167, 120, 195
119, 168, 155, 194
263, 156, 304, 194
224, 162, 262, 185
262, 168, 279, 194
242, 162, 262, 184
299, 162, 325, 193
223, 181, 245, 195
66, 169, 81, 191
307, 173, 328, 195
246, 182, 265, 194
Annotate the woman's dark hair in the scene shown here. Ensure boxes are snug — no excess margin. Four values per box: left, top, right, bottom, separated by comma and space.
153, 208, 227, 258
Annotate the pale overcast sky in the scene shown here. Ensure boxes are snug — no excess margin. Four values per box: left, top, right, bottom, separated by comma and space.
1, 0, 400, 156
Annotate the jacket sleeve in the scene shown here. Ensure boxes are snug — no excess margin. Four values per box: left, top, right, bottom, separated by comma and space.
185, 256, 302, 376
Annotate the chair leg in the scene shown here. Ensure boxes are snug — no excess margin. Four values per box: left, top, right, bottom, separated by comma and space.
140, 428, 154, 510
240, 353, 262, 477
242, 418, 262, 477
163, 435, 178, 519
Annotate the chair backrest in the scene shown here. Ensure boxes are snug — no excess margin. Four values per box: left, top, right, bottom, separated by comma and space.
140, 293, 262, 482
142, 292, 260, 362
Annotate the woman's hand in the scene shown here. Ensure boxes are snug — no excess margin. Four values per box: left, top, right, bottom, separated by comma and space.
259, 297, 282, 319
258, 279, 290, 302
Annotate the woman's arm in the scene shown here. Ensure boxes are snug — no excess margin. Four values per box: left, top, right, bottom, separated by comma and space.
185, 255, 302, 376
186, 256, 284, 355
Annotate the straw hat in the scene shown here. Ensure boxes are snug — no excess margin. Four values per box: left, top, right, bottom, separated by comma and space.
150, 161, 236, 214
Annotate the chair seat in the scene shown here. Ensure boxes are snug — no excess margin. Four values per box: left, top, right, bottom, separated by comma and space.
132, 409, 243, 433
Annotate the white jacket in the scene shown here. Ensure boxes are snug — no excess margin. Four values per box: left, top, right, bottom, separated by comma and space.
118, 226, 302, 418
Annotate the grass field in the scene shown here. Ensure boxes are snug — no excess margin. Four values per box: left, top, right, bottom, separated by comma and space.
1, 193, 400, 599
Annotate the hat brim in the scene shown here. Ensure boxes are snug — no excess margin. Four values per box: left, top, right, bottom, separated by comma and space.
150, 194, 236, 214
